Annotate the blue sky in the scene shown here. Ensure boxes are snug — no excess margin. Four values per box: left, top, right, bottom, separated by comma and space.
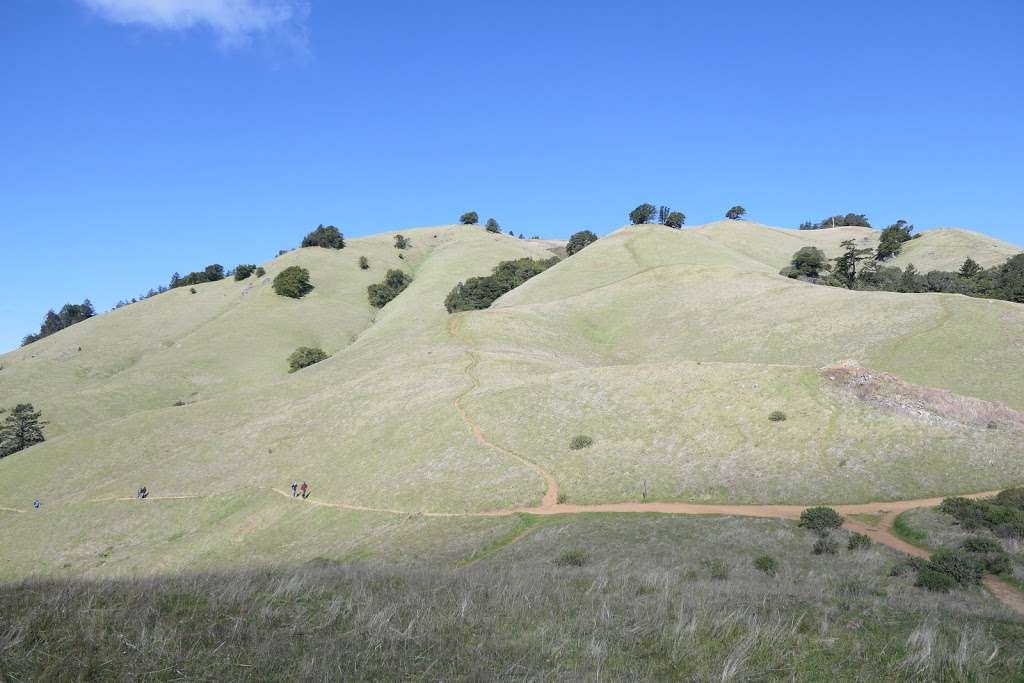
1, 0, 1023, 352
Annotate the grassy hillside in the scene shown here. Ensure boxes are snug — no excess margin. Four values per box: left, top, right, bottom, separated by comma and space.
0, 220, 1021, 583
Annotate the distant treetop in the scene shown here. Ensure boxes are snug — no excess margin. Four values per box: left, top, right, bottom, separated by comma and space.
485, 218, 501, 233
302, 225, 345, 249
566, 230, 598, 256
459, 211, 479, 225
799, 213, 872, 230
725, 206, 747, 220
629, 203, 656, 225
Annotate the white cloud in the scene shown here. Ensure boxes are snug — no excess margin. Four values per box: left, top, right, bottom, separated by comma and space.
79, 0, 309, 48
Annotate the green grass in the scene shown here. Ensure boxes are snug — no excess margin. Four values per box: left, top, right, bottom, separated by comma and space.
893, 511, 930, 545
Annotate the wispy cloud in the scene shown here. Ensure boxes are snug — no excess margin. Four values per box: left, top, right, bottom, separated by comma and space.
79, 0, 309, 50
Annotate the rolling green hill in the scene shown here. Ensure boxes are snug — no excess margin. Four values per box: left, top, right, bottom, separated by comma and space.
0, 220, 1021, 581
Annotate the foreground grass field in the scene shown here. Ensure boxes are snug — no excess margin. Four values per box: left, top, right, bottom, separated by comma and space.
3, 514, 1023, 680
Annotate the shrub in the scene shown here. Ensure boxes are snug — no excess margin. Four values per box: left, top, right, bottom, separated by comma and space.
287, 347, 329, 373
444, 256, 558, 313
358, 256, 369, 270
890, 557, 928, 577
960, 536, 1002, 554
960, 537, 1011, 574
799, 506, 844, 532
753, 555, 777, 576
628, 204, 656, 225
367, 269, 412, 308
569, 435, 593, 450
725, 205, 746, 220
556, 492, 568, 504
813, 536, 838, 555
566, 230, 598, 256
847, 532, 871, 551
787, 247, 828, 279
302, 224, 344, 249
555, 549, 587, 567
393, 234, 410, 250
459, 211, 479, 225
189, 287, 197, 294
702, 559, 729, 580
273, 266, 313, 299
768, 410, 787, 422
927, 549, 984, 585
484, 218, 500, 233
993, 488, 1024, 510
234, 264, 256, 281
255, 267, 266, 277
915, 568, 956, 592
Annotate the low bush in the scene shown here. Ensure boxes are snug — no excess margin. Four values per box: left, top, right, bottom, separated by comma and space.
994, 488, 1024, 510
569, 435, 593, 450
960, 537, 1011, 574
367, 269, 412, 308
939, 494, 1024, 539
847, 532, 871, 551
799, 506, 844, 533
459, 211, 479, 225
273, 266, 313, 299
927, 549, 984, 585
359, 256, 369, 270
255, 267, 266, 277
288, 347, 329, 373
768, 410, 787, 422
234, 264, 256, 281
566, 230, 598, 256
556, 492, 568, 504
753, 555, 777, 576
394, 234, 410, 250
915, 568, 956, 592
813, 536, 838, 555
554, 549, 587, 567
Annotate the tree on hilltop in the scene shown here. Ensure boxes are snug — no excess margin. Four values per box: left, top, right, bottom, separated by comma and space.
485, 218, 501, 233
460, 211, 479, 225
725, 206, 747, 220
302, 225, 345, 249
664, 211, 685, 229
566, 230, 598, 256
629, 204, 656, 224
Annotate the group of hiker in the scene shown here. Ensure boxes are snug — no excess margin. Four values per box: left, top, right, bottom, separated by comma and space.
290, 481, 311, 499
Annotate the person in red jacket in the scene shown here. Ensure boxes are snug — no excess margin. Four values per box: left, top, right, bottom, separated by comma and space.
300, 481, 309, 499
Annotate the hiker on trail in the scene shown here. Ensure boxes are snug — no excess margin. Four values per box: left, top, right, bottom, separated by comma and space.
300, 481, 309, 499
290, 481, 298, 497
33, 499, 40, 509
137, 486, 148, 500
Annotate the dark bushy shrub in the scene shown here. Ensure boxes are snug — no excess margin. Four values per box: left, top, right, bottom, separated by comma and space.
799, 507, 844, 532
288, 347, 329, 373
768, 411, 787, 422
234, 264, 256, 281
394, 234, 410, 250
302, 224, 345, 249
847, 532, 871, 551
960, 537, 1011, 574
938, 494, 1024, 538
566, 230, 598, 256
485, 218, 500, 233
569, 435, 593, 450
664, 211, 685, 229
367, 269, 412, 308
994, 488, 1024, 510
459, 211, 479, 225
753, 555, 777, 576
725, 206, 746, 220
928, 549, 984, 585
813, 536, 838, 555
273, 266, 313, 299
915, 568, 956, 592
555, 549, 587, 567
255, 267, 266, 277
445, 256, 559, 313
359, 256, 369, 270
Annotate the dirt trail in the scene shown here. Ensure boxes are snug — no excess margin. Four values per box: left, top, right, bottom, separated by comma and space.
448, 314, 559, 507
0, 506, 25, 514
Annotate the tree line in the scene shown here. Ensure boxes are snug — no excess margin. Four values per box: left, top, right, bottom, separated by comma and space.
21, 301, 95, 346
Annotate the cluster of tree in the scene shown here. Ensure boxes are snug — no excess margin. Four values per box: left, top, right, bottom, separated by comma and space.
393, 234, 411, 250
170, 264, 225, 289
444, 256, 559, 312
782, 242, 1024, 302
287, 347, 329, 373
799, 213, 872, 230
302, 225, 345, 249
273, 266, 313, 298
628, 204, 685, 227
0, 404, 46, 458
566, 230, 598, 256
233, 264, 258, 281
367, 269, 412, 308
21, 301, 96, 346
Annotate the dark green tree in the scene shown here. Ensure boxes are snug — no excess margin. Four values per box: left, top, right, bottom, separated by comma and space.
664, 211, 685, 229
445, 257, 559, 312
21, 300, 96, 346
725, 205, 747, 220
832, 239, 874, 287
301, 225, 345, 249
786, 247, 828, 278
657, 206, 671, 224
897, 263, 924, 293
234, 264, 257, 281
459, 211, 479, 225
272, 266, 313, 298
628, 203, 656, 224
367, 269, 412, 308
959, 257, 982, 279
0, 404, 46, 457
876, 219, 915, 260
394, 234, 411, 250
566, 230, 598, 256
484, 218, 500, 233
287, 347, 329, 373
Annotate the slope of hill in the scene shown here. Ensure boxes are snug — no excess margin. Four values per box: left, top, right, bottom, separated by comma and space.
0, 221, 1021, 583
